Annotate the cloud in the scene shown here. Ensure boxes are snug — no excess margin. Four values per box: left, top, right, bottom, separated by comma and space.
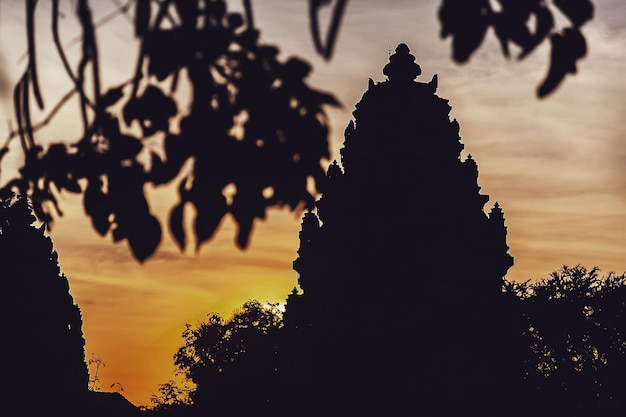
591, 0, 626, 35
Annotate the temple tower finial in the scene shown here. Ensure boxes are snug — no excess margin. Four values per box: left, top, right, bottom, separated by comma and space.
383, 43, 422, 83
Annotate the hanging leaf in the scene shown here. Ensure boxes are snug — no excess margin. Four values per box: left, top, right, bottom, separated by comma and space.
122, 97, 140, 127
233, 211, 253, 250
147, 135, 191, 186
127, 213, 162, 262
174, 0, 199, 28
43, 145, 83, 194
101, 115, 143, 159
145, 29, 189, 81
110, 134, 143, 160
192, 192, 228, 250
169, 202, 186, 251
123, 86, 177, 136
303, 90, 341, 107
229, 188, 269, 250
206, 0, 227, 20
281, 57, 312, 83
518, 6, 554, 60
438, 0, 491, 63
112, 223, 126, 242
537, 28, 587, 98
134, 0, 152, 38
554, 0, 594, 27
100, 85, 125, 109
227, 13, 244, 30
59, 175, 82, 194
147, 152, 175, 186
84, 179, 111, 236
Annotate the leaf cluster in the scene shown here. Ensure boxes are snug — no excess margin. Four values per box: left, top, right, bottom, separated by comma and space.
1, 0, 339, 261
0, 0, 596, 262
439, 0, 593, 97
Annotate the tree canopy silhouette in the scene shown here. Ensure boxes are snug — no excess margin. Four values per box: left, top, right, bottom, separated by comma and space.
0, 190, 143, 416
147, 380, 193, 413
0, 190, 89, 407
504, 265, 626, 414
0, 0, 595, 262
151, 265, 626, 416
170, 300, 284, 414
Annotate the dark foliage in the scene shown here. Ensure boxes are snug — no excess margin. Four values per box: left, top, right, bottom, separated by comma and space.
147, 380, 193, 412
504, 265, 626, 414
0, 190, 148, 416
2, 0, 340, 262
149, 266, 626, 416
0, 191, 90, 401
309, 0, 349, 59
439, 0, 593, 97
0, 0, 595, 262
167, 300, 284, 414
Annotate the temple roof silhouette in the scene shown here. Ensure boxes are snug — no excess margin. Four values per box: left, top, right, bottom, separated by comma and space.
283, 43, 514, 414
289, 42, 513, 304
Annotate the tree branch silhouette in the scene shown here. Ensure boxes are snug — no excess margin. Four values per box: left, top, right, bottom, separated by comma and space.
1, 0, 340, 262
0, 0, 596, 262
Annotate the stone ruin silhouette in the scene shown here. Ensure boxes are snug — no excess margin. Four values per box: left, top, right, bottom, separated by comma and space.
283, 43, 515, 414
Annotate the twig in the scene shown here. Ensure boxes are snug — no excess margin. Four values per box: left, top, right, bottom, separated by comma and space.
131, 0, 174, 99
3, 75, 134, 146
66, 0, 135, 49
243, 0, 254, 30
26, 0, 45, 110
17, 0, 136, 64
52, 0, 94, 111
5, 88, 77, 144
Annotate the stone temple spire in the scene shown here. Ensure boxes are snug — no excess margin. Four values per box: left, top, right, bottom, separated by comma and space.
283, 43, 514, 415
382, 43, 422, 82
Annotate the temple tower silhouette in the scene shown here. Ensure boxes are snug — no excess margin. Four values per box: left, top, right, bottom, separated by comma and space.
284, 44, 514, 413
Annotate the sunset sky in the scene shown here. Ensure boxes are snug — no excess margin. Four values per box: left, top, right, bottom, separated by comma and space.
0, 0, 625, 407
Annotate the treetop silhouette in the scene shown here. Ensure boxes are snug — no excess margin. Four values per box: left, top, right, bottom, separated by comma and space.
0, 189, 143, 416
171, 300, 283, 413
504, 265, 626, 414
